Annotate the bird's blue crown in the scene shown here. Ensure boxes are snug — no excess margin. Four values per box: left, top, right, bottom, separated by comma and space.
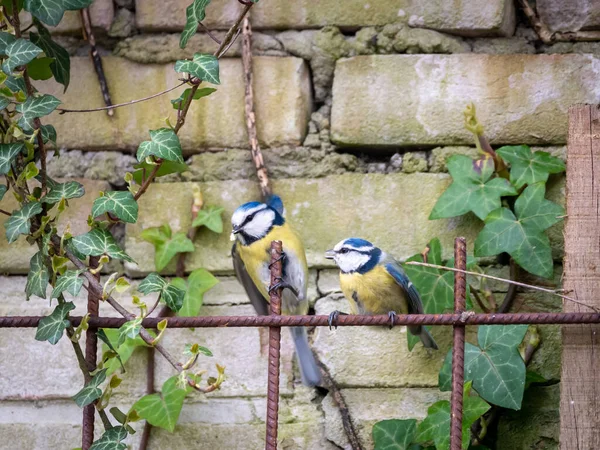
342, 238, 375, 250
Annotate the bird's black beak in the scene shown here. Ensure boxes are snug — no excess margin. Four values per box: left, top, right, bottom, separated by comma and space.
230, 225, 241, 242
324, 249, 336, 259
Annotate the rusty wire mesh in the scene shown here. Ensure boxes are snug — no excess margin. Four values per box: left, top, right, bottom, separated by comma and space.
0, 237, 597, 450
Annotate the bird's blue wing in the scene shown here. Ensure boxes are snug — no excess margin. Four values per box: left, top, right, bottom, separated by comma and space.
232, 242, 270, 316
385, 261, 425, 315
265, 194, 285, 217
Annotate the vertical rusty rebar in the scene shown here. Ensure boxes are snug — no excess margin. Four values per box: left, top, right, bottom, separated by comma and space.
450, 237, 467, 450
82, 256, 100, 449
265, 240, 283, 450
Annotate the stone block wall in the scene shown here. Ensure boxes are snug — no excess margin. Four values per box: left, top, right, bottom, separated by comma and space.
1, 0, 595, 448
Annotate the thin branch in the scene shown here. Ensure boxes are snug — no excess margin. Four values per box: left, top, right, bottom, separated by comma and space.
497, 259, 518, 313
198, 22, 221, 44
57, 81, 187, 114
405, 261, 596, 311
79, 7, 113, 116
0, 208, 11, 216
469, 285, 490, 313
133, 161, 161, 201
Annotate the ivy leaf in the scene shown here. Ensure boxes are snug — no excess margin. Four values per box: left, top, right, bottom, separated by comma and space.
131, 375, 187, 432
41, 180, 84, 204
136, 128, 184, 164
138, 272, 167, 293
5, 201, 42, 243
475, 183, 564, 278
140, 225, 194, 271
26, 251, 49, 299
92, 191, 139, 223
372, 419, 417, 450
138, 273, 186, 312
0, 31, 16, 54
40, 124, 57, 144
51, 269, 84, 298
25, 0, 94, 27
89, 426, 128, 450
26, 56, 54, 80
0, 184, 7, 201
192, 205, 224, 233
72, 228, 135, 263
176, 268, 218, 317
117, 318, 142, 347
439, 325, 527, 409
16, 94, 61, 131
30, 24, 70, 90
415, 382, 490, 450
100, 328, 150, 376
429, 155, 517, 221
132, 160, 189, 185
2, 38, 42, 74
5, 73, 26, 93
171, 87, 216, 109
73, 368, 107, 407
0, 142, 25, 175
174, 53, 220, 85
180, 0, 213, 49
497, 145, 565, 189
35, 301, 75, 344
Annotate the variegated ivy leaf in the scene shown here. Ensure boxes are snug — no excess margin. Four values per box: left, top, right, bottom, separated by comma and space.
0, 31, 16, 54
89, 426, 128, 450
138, 273, 186, 312
42, 180, 84, 204
71, 228, 135, 263
372, 419, 417, 450
117, 318, 142, 347
91, 191, 138, 224
26, 251, 50, 299
51, 269, 84, 299
73, 368, 107, 407
35, 301, 75, 344
16, 94, 61, 131
5, 201, 43, 243
2, 38, 42, 74
0, 143, 25, 175
136, 128, 184, 164
25, 0, 94, 27
0, 184, 6, 201
174, 53, 220, 85
180, 0, 212, 49
40, 124, 57, 144
131, 375, 187, 432
30, 24, 71, 90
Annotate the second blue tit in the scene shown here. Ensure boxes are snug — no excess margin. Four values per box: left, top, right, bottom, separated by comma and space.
230, 195, 321, 386
325, 238, 438, 350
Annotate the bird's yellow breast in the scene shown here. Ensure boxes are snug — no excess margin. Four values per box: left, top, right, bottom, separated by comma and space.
339, 265, 408, 315
237, 222, 307, 298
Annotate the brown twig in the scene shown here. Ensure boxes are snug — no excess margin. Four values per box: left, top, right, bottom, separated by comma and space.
79, 8, 113, 117
518, 0, 600, 43
469, 285, 490, 313
0, 208, 11, 216
242, 16, 271, 199
133, 161, 161, 201
497, 259, 518, 313
198, 21, 221, 44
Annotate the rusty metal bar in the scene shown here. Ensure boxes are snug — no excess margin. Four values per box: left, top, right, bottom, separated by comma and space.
450, 238, 467, 450
265, 240, 283, 450
2, 312, 600, 329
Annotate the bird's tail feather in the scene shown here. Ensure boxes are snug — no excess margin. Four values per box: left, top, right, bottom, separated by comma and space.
290, 327, 321, 386
415, 325, 438, 350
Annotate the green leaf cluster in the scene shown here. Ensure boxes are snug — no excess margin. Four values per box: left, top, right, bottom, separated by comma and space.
35, 301, 75, 344
71, 228, 135, 263
73, 368, 107, 407
131, 375, 188, 432
174, 53, 220, 85
180, 0, 212, 49
138, 272, 186, 312
140, 224, 194, 271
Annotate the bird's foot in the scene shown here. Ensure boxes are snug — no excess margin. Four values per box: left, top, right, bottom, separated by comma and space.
388, 311, 397, 330
268, 251, 287, 269
328, 310, 348, 330
268, 278, 298, 297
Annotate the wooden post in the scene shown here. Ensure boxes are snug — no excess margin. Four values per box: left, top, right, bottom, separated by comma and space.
560, 104, 600, 449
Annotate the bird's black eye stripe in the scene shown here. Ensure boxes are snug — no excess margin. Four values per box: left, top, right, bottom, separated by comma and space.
339, 248, 349, 254
240, 213, 255, 228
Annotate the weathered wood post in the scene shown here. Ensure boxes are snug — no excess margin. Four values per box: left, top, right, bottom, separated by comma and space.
560, 104, 600, 449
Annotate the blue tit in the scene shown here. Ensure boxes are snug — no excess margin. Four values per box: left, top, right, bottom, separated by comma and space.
230, 194, 322, 386
325, 238, 438, 350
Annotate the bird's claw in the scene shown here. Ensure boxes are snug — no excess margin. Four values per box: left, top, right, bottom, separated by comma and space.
268, 277, 299, 297
388, 311, 397, 330
268, 251, 287, 269
328, 310, 348, 330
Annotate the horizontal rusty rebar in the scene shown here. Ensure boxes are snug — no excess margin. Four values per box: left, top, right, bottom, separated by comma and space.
1, 312, 600, 328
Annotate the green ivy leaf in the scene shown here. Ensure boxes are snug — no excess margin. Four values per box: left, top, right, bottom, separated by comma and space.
171, 87, 216, 109
372, 419, 417, 450
2, 38, 42, 74
415, 382, 490, 450
132, 160, 189, 185
25, 0, 94, 27
180, 0, 212, 49
0, 31, 16, 54
117, 318, 142, 347
176, 268, 218, 317
89, 426, 128, 450
42, 180, 84, 204
35, 301, 75, 344
16, 94, 61, 131
475, 182, 564, 278
71, 228, 135, 263
497, 145, 565, 189
40, 124, 57, 144
26, 56, 54, 80
100, 328, 149, 376
439, 325, 527, 409
5, 73, 26, 93
5, 201, 42, 243
429, 155, 517, 221
92, 191, 139, 223
140, 225, 194, 271
0, 184, 7, 201
30, 25, 71, 90
131, 375, 187, 432
138, 273, 186, 312
51, 269, 84, 298
192, 205, 224, 233
26, 251, 49, 299
0, 142, 25, 175
174, 53, 220, 85
136, 128, 184, 164
0, 95, 10, 111
73, 368, 107, 407
138, 272, 167, 293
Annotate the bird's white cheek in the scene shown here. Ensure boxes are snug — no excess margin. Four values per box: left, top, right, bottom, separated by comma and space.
230, 232, 236, 242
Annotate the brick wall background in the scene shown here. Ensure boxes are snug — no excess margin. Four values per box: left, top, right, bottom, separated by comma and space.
0, 0, 593, 448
